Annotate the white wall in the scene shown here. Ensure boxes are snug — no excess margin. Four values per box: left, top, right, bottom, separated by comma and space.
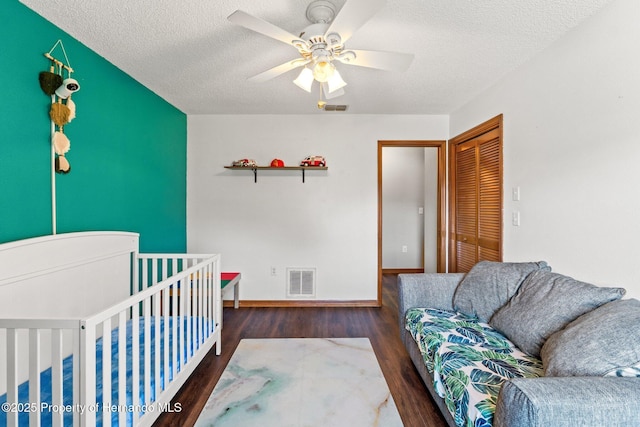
381, 147, 439, 271
187, 115, 448, 301
451, 0, 640, 299
382, 147, 425, 269
423, 148, 439, 273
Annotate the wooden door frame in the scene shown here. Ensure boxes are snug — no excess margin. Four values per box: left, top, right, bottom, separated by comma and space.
377, 140, 447, 305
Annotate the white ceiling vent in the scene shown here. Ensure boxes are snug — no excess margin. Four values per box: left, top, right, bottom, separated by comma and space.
287, 268, 316, 298
323, 104, 348, 111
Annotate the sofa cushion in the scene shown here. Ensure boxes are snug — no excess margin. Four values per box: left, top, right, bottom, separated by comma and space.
452, 260, 550, 322
489, 270, 625, 357
541, 298, 640, 377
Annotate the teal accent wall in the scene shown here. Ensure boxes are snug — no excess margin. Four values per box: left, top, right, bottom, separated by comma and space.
1, 1, 187, 252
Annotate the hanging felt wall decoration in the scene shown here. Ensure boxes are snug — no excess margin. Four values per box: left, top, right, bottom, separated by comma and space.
52, 130, 70, 155
42, 41, 79, 173
55, 155, 71, 174
42, 39, 80, 234
38, 62, 63, 95
49, 100, 71, 126
65, 97, 76, 122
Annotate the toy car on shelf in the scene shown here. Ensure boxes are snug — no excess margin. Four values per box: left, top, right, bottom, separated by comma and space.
300, 156, 326, 167
232, 158, 257, 167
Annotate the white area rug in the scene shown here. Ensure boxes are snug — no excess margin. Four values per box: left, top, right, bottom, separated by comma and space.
195, 338, 403, 427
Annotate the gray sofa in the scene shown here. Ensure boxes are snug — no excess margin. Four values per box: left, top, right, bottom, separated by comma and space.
398, 261, 640, 427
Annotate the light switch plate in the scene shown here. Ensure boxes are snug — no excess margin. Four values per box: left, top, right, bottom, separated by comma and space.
512, 211, 521, 226
512, 187, 521, 201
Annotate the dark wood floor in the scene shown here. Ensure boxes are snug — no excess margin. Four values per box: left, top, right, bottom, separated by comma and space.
153, 274, 447, 427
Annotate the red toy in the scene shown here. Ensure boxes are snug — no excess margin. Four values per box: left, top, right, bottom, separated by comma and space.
300, 156, 326, 167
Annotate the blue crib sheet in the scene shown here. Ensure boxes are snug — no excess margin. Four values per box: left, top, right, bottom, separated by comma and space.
0, 316, 213, 426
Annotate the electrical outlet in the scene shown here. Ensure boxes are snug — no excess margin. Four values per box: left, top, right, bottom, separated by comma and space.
270, 266, 277, 276
402, 245, 408, 253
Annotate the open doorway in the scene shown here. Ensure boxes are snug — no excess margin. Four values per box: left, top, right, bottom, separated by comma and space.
377, 140, 447, 305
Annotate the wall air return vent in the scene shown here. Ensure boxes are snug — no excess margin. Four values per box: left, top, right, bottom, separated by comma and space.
286, 268, 316, 298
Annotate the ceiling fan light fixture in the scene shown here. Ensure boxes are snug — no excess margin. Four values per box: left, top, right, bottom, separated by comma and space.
293, 67, 314, 92
312, 60, 335, 83
229, 1, 415, 109
327, 68, 347, 93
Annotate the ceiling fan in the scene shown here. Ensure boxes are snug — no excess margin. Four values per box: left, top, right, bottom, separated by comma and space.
228, 0, 414, 107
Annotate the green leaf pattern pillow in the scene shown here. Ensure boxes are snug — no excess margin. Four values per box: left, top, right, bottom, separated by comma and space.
405, 308, 543, 427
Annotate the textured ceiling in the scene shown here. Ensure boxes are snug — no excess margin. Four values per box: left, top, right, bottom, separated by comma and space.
21, 0, 613, 114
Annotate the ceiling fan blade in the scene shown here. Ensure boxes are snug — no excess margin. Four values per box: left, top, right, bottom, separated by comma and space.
325, 0, 386, 44
228, 10, 304, 48
338, 49, 414, 72
248, 59, 310, 83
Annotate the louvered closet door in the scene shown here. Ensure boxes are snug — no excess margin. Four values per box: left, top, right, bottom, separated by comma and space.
449, 116, 503, 273
478, 135, 501, 261
455, 142, 478, 272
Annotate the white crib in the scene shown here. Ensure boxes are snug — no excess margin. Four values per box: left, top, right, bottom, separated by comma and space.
0, 231, 222, 427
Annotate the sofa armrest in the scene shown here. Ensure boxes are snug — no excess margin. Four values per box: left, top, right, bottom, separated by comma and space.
397, 273, 465, 337
495, 377, 640, 427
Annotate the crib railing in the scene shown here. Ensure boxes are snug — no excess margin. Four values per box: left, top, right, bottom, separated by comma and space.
80, 253, 221, 427
0, 253, 221, 427
1, 319, 82, 427
136, 254, 216, 292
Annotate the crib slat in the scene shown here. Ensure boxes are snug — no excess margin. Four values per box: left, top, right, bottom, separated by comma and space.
132, 251, 139, 295
172, 281, 178, 379
154, 293, 161, 399
201, 267, 207, 339
206, 264, 212, 336
204, 265, 210, 337
102, 318, 112, 427
206, 265, 211, 336
179, 279, 185, 371
72, 328, 80, 427
131, 307, 140, 422
51, 329, 64, 427
80, 321, 96, 427
172, 258, 178, 279
144, 298, 151, 406
6, 329, 18, 427
186, 273, 191, 362
118, 311, 127, 427
192, 270, 198, 349
163, 288, 170, 390
151, 258, 158, 288
161, 258, 168, 281
198, 268, 204, 345
28, 329, 42, 426
142, 259, 149, 290
215, 258, 222, 355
